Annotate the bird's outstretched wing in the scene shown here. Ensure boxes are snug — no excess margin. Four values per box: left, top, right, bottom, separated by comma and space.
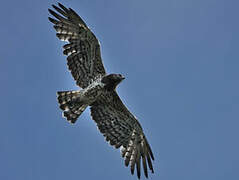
48, 3, 106, 88
90, 91, 154, 179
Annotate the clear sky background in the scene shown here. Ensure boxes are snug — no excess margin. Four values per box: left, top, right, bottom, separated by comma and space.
1, 0, 239, 179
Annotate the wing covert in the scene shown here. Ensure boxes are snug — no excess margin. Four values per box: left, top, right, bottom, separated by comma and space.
90, 91, 154, 178
48, 3, 106, 88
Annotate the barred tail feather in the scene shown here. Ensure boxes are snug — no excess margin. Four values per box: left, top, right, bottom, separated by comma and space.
57, 90, 88, 123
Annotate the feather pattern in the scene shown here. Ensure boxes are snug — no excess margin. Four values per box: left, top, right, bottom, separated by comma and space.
49, 3, 155, 179
57, 90, 88, 123
48, 3, 106, 88
90, 91, 154, 178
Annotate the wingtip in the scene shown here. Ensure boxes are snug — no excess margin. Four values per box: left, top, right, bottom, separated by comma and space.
52, 4, 58, 10
151, 156, 155, 161
48, 16, 53, 21
137, 173, 141, 179
58, 2, 64, 7
58, 2, 68, 10
48, 8, 54, 14
48, 17, 58, 24
125, 161, 130, 167
151, 168, 154, 174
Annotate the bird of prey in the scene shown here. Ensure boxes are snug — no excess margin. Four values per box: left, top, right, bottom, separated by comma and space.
48, 3, 154, 179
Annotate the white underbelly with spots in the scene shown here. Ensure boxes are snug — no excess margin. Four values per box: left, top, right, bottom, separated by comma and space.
82, 79, 105, 104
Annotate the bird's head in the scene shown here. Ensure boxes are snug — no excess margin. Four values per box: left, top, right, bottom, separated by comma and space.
102, 74, 125, 90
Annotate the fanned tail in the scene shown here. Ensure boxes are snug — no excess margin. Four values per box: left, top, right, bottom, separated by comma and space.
57, 90, 88, 123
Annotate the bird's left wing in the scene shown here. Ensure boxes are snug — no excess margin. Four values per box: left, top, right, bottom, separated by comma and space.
48, 3, 106, 88
90, 91, 154, 179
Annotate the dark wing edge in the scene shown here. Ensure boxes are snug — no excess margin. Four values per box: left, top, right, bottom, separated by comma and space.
48, 3, 106, 88
90, 91, 154, 179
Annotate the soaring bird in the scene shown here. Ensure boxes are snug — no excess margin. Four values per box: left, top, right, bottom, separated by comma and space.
48, 3, 154, 179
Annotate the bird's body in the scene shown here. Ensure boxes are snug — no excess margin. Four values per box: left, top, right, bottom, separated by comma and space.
48, 3, 155, 179
58, 74, 125, 123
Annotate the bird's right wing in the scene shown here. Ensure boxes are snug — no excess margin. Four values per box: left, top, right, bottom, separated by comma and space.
90, 90, 154, 179
48, 3, 106, 88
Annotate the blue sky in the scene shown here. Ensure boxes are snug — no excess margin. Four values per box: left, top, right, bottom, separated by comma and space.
1, 0, 239, 179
